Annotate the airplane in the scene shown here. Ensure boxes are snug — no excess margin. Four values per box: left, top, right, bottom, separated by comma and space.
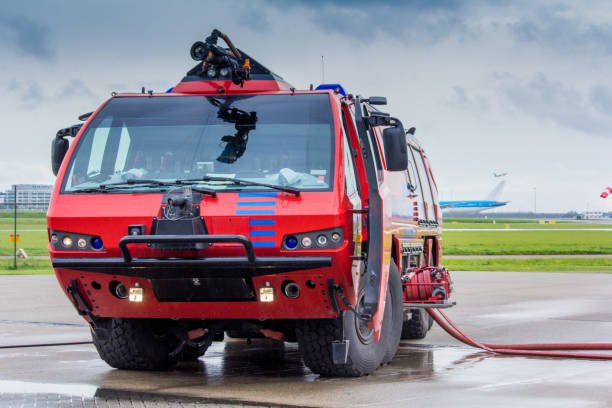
440, 180, 509, 215
494, 172, 508, 178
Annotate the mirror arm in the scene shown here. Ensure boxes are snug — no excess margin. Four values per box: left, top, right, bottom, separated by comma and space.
56, 124, 82, 139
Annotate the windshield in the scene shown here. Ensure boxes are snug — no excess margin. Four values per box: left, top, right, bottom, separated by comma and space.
62, 94, 334, 193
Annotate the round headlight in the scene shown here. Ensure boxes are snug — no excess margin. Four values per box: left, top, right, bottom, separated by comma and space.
331, 232, 341, 242
301, 236, 312, 248
51, 234, 58, 244
206, 67, 217, 78
62, 236, 73, 248
77, 238, 87, 248
317, 235, 328, 247
219, 67, 230, 77
285, 236, 298, 249
91, 237, 104, 250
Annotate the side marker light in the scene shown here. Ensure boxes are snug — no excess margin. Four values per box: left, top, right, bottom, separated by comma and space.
91, 237, 104, 250
259, 287, 275, 302
285, 236, 298, 249
129, 287, 144, 302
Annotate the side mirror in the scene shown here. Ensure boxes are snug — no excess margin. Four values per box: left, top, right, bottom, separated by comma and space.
366, 96, 387, 105
51, 137, 69, 176
51, 124, 81, 176
382, 123, 408, 171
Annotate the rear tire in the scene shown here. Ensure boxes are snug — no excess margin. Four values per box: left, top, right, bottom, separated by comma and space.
401, 309, 433, 340
92, 318, 180, 370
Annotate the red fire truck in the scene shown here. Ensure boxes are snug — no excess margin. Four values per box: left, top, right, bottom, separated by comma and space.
48, 30, 450, 376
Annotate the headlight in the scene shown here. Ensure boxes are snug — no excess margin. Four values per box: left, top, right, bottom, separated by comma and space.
282, 227, 343, 250
50, 230, 104, 251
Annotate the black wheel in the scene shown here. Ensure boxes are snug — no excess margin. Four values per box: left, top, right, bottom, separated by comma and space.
380, 263, 404, 365
401, 309, 433, 340
177, 338, 213, 362
92, 318, 181, 370
296, 266, 402, 377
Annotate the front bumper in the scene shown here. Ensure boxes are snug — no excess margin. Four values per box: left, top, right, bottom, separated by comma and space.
52, 234, 331, 278
52, 234, 341, 320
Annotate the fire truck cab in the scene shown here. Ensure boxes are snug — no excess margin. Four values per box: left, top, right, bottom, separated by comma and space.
48, 30, 448, 377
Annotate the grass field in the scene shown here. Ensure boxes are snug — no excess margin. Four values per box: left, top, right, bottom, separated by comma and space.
444, 257, 612, 272
442, 230, 612, 255
0, 211, 46, 230
1, 214, 611, 273
443, 217, 612, 230
1, 258, 52, 274
0, 230, 49, 256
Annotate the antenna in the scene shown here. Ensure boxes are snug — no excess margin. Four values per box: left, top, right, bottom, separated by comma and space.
321, 55, 325, 83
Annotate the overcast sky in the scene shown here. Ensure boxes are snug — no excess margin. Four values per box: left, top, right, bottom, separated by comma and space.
1, 0, 611, 212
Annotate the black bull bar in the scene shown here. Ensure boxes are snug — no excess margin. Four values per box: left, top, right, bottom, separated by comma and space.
51, 235, 332, 279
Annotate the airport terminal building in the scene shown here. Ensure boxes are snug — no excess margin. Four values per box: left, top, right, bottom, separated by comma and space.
1, 184, 53, 211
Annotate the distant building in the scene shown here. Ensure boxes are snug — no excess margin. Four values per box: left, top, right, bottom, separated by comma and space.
581, 211, 604, 220
3, 184, 53, 211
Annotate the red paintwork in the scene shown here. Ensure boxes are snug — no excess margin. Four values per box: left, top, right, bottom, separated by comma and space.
48, 77, 442, 339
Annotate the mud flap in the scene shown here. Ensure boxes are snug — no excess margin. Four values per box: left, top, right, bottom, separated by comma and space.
332, 340, 350, 365
66, 279, 109, 340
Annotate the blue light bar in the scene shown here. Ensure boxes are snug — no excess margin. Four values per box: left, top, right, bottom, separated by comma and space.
315, 84, 346, 96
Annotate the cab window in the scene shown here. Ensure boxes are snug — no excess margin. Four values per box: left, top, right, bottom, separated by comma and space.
410, 146, 436, 222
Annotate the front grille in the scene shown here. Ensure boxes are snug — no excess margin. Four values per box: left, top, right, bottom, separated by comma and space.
150, 277, 256, 302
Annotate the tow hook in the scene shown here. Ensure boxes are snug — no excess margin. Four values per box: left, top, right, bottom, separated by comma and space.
65, 279, 109, 341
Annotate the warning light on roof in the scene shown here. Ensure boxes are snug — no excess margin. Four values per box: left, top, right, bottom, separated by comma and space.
315, 84, 346, 96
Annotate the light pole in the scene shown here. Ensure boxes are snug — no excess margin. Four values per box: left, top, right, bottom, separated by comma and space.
533, 187, 537, 215
13, 185, 17, 269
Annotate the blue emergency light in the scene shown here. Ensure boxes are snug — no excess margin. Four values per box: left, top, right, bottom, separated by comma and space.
315, 84, 346, 96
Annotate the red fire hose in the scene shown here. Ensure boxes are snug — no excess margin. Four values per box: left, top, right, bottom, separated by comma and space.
404, 266, 612, 359
427, 309, 612, 359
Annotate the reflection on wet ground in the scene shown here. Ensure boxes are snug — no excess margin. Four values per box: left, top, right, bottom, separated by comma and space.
2, 337, 611, 407
2, 272, 612, 407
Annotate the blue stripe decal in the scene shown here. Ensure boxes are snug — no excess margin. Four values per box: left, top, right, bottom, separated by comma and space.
252, 241, 276, 247
250, 230, 275, 237
249, 219, 275, 226
236, 210, 276, 215
238, 192, 278, 198
237, 201, 276, 206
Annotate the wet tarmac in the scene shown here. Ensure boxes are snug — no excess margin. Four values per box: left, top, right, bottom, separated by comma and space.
1, 272, 612, 407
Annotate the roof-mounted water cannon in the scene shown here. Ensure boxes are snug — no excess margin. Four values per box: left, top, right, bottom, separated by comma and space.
190, 29, 251, 86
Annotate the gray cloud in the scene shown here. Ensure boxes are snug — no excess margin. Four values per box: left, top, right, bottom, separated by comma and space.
56, 79, 94, 99
7, 79, 46, 109
7, 78, 96, 110
589, 85, 612, 116
0, 15, 55, 60
509, 8, 612, 56
497, 73, 612, 137
265, 0, 474, 46
446, 86, 490, 112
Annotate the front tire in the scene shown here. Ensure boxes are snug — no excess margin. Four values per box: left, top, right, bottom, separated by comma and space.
297, 265, 402, 376
380, 262, 404, 365
92, 318, 181, 370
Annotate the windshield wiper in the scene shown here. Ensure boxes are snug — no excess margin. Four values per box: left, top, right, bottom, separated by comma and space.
98, 179, 217, 197
180, 176, 300, 197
